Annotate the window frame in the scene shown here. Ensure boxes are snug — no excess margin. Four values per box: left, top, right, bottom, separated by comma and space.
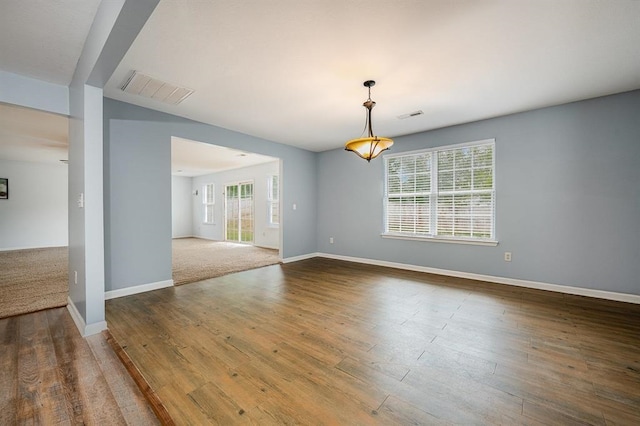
202, 183, 215, 225
382, 139, 497, 246
267, 174, 280, 227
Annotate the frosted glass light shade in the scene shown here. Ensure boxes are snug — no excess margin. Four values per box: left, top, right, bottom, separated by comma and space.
345, 137, 394, 162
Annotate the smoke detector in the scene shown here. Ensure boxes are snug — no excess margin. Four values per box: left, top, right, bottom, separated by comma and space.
121, 71, 194, 105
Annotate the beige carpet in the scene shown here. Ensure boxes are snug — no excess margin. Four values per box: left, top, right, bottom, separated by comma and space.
0, 247, 68, 319
172, 238, 280, 286
0, 240, 280, 317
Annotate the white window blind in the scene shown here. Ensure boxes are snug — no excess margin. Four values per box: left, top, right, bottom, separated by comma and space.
203, 183, 215, 224
384, 139, 495, 243
386, 153, 432, 235
268, 175, 279, 226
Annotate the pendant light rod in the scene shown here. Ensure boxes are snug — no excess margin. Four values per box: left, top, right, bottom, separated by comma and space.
345, 80, 394, 162
364, 80, 376, 138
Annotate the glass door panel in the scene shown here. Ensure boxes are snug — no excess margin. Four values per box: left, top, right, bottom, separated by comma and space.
225, 182, 253, 243
239, 183, 253, 242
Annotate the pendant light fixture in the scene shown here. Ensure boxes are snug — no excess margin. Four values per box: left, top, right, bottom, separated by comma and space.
345, 80, 393, 162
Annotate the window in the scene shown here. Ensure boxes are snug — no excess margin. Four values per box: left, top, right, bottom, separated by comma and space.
267, 175, 279, 226
384, 139, 495, 244
203, 183, 215, 224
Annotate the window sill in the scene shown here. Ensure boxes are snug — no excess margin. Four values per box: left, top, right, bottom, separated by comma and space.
381, 233, 498, 246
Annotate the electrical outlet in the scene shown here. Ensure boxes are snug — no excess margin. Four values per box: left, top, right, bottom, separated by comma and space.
504, 252, 512, 262
329, 237, 334, 244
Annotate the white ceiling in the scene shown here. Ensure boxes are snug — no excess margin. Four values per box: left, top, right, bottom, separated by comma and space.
1, 0, 640, 166
103, 0, 640, 152
172, 137, 278, 177
0, 1, 97, 167
0, 0, 101, 86
0, 103, 68, 164
0, 102, 274, 175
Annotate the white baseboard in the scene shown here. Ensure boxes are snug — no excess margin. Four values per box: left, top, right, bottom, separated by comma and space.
187, 236, 221, 242
172, 235, 195, 239
316, 253, 640, 305
66, 297, 85, 333
84, 320, 108, 336
66, 297, 107, 337
0, 244, 67, 252
255, 244, 279, 251
179, 237, 279, 252
105, 279, 174, 300
282, 252, 320, 264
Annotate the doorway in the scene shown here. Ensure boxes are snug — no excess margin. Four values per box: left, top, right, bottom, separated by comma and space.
225, 181, 254, 243
170, 137, 282, 286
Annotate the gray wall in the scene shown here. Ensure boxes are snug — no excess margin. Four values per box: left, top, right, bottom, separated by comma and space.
317, 90, 640, 296
191, 161, 281, 249
171, 175, 193, 238
0, 71, 68, 115
67, 0, 158, 332
104, 98, 317, 291
104, 90, 639, 296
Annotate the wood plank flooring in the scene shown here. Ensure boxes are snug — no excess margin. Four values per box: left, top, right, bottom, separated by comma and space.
106, 258, 640, 425
0, 307, 159, 425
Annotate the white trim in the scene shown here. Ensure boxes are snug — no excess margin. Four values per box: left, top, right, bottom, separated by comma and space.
282, 252, 320, 264
84, 320, 108, 336
181, 236, 275, 251
223, 180, 255, 243
66, 297, 85, 334
0, 244, 68, 252
255, 243, 279, 251
186, 236, 221, 242
105, 279, 174, 300
383, 138, 496, 159
66, 297, 108, 337
381, 233, 498, 246
316, 253, 640, 304
203, 182, 215, 224
267, 174, 280, 227
383, 139, 496, 243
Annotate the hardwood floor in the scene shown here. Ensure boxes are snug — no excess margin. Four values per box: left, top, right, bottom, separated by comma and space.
0, 307, 159, 425
106, 258, 640, 425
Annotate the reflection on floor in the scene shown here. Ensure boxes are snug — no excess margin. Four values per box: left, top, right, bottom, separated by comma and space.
0, 307, 159, 425
107, 258, 640, 424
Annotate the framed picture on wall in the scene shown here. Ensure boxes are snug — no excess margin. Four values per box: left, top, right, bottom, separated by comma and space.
0, 178, 8, 199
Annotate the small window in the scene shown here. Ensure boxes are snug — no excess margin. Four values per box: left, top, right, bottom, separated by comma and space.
384, 139, 495, 244
203, 183, 215, 224
268, 175, 279, 226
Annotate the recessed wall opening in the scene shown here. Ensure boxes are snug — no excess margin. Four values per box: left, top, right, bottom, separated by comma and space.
0, 103, 70, 318
170, 136, 282, 286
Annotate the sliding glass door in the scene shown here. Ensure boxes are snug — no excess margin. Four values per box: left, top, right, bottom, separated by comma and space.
225, 182, 254, 243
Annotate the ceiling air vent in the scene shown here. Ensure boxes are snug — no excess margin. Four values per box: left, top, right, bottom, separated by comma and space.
120, 71, 194, 105
397, 110, 424, 119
